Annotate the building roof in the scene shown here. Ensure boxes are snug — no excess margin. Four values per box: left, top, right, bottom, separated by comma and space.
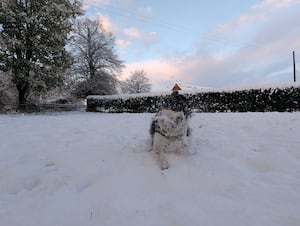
172, 83, 182, 91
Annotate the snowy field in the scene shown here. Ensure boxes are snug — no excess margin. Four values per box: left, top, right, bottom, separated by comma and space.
0, 112, 300, 226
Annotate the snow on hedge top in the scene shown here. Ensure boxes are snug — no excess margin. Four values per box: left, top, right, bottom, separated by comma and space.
88, 92, 168, 100
87, 83, 300, 100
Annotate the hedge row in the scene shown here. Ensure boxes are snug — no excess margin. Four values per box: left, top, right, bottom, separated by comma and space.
87, 86, 300, 113
87, 94, 165, 113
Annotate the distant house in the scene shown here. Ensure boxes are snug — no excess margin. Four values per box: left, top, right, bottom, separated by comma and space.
172, 83, 211, 93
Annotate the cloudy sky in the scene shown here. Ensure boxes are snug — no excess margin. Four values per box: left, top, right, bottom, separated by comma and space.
83, 0, 300, 92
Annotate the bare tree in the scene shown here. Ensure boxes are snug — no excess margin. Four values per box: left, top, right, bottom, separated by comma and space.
70, 17, 124, 97
71, 17, 124, 79
121, 69, 151, 94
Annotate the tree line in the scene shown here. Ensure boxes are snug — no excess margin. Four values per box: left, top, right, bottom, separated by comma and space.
0, 0, 151, 109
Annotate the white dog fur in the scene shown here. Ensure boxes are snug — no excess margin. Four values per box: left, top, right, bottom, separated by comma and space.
151, 109, 190, 170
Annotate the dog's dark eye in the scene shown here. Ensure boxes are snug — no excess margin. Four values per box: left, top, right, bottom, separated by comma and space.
175, 116, 183, 123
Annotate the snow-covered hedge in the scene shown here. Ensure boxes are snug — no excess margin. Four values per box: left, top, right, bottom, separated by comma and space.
87, 93, 165, 113
87, 85, 300, 113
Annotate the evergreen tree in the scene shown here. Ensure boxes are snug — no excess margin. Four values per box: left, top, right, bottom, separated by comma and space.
0, 0, 82, 107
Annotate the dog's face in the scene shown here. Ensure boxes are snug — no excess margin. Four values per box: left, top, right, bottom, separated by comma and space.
151, 109, 187, 138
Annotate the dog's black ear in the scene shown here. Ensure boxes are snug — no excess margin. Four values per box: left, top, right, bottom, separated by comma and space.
150, 120, 156, 135
187, 127, 192, 137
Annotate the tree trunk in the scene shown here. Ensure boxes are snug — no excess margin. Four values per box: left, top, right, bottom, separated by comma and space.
17, 85, 28, 111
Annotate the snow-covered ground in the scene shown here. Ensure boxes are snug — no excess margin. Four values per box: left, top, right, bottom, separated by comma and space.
0, 112, 300, 226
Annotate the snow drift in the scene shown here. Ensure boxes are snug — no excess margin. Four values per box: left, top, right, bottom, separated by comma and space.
0, 112, 300, 226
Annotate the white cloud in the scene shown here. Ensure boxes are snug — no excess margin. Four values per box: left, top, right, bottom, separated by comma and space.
84, 0, 300, 90
252, 0, 295, 11
98, 15, 117, 33
117, 39, 131, 49
178, 44, 298, 88
123, 27, 158, 47
137, 0, 300, 91
137, 7, 152, 17
123, 27, 142, 39
210, 0, 298, 40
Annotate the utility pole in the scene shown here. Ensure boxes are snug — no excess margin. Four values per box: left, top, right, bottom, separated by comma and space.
293, 51, 296, 82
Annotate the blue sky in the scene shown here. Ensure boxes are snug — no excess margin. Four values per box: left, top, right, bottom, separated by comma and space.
83, 0, 300, 92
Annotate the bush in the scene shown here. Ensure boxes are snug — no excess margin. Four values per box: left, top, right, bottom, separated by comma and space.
87, 85, 300, 113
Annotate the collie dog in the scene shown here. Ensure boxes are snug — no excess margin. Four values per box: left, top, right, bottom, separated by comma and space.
150, 108, 190, 170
